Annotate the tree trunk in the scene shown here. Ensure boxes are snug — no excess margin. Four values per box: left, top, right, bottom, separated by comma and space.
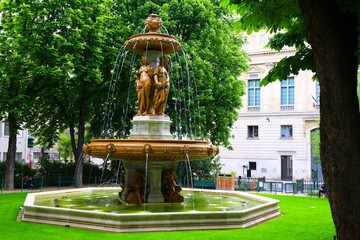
70, 102, 86, 188
299, 0, 360, 239
4, 113, 18, 190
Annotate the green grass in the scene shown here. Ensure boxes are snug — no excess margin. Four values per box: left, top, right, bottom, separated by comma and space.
0, 192, 335, 240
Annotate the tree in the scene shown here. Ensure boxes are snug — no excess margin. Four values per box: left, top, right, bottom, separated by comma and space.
0, 1, 37, 190
222, 0, 360, 238
92, 0, 248, 148
14, 0, 122, 187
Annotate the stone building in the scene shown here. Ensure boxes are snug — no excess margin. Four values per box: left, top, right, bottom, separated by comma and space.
0, 121, 28, 162
220, 30, 321, 181
0, 120, 58, 165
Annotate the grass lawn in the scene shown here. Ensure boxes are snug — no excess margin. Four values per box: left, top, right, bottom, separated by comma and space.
0, 191, 335, 240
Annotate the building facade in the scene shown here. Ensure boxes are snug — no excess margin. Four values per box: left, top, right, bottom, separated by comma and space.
220, 31, 320, 181
0, 121, 29, 162
0, 120, 58, 165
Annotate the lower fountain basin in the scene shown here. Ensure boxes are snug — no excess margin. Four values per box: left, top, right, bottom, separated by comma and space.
21, 187, 281, 232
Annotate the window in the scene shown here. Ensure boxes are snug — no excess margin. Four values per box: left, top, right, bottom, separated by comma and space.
249, 162, 257, 170
316, 81, 320, 108
281, 77, 294, 110
281, 155, 293, 181
259, 34, 268, 46
2, 123, 23, 137
248, 126, 259, 138
2, 152, 23, 161
4, 123, 9, 136
248, 79, 260, 110
281, 125, 293, 138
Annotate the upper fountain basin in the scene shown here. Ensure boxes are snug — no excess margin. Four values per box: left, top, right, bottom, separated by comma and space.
125, 32, 182, 54
83, 139, 219, 161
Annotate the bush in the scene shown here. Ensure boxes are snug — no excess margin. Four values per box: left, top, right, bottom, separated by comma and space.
0, 160, 37, 179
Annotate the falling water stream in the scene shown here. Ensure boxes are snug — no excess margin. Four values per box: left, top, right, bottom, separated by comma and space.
185, 153, 195, 210
144, 152, 149, 205
100, 36, 199, 141
100, 153, 110, 183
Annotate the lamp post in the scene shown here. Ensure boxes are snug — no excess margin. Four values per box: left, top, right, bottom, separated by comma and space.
27, 135, 34, 168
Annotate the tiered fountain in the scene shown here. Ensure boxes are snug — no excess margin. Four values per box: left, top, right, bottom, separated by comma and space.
21, 14, 280, 232
82, 13, 219, 204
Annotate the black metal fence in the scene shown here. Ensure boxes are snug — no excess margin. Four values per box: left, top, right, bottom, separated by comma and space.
1, 175, 324, 197
177, 176, 324, 197
0, 175, 102, 193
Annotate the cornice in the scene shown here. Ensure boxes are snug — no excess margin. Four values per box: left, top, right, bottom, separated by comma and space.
247, 48, 296, 56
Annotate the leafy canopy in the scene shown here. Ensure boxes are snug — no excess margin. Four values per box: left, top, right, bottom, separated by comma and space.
221, 0, 316, 86
95, 0, 249, 148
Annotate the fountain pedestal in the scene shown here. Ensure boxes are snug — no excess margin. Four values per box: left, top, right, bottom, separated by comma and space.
129, 116, 173, 140
122, 115, 178, 203
147, 162, 165, 202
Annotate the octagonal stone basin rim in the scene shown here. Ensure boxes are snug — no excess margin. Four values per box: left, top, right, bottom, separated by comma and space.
21, 187, 281, 232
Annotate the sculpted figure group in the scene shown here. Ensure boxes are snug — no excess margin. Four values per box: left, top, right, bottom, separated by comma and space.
136, 56, 170, 116
122, 168, 184, 204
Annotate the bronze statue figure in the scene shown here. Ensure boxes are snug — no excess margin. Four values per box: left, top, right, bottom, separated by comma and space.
136, 56, 154, 116
153, 57, 170, 115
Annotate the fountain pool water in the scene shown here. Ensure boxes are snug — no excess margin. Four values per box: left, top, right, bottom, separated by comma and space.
22, 187, 280, 232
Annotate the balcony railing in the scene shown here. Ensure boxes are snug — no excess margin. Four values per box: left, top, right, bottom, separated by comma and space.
280, 105, 294, 111
247, 106, 260, 112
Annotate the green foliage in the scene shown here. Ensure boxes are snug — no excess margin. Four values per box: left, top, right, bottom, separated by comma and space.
37, 156, 102, 178
57, 134, 74, 161
0, 161, 37, 179
1, 0, 248, 187
221, 0, 316, 86
0, 0, 40, 189
16, 0, 122, 146
94, 0, 249, 148
167, 0, 248, 148
0, 0, 124, 187
0, 1, 34, 123
178, 156, 223, 181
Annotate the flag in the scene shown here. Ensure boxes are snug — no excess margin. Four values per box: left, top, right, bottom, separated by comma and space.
312, 95, 318, 108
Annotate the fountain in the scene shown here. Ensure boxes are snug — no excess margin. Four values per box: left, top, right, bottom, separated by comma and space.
21, 14, 280, 232
82, 13, 219, 204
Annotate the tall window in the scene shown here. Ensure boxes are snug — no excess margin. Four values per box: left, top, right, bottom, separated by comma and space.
248, 126, 259, 138
4, 123, 9, 136
281, 77, 294, 110
248, 78, 260, 111
316, 81, 320, 108
281, 155, 293, 181
3, 123, 23, 137
281, 125, 293, 138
